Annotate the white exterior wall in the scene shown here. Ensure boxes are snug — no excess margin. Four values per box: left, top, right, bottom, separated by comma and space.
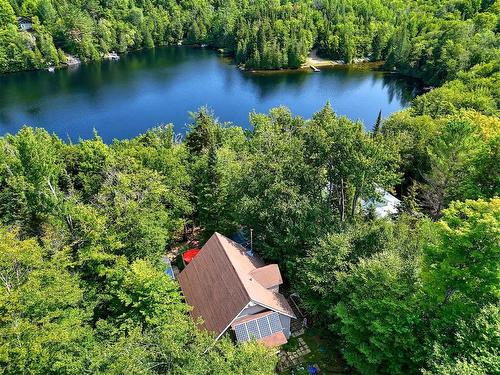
20, 23, 32, 31
279, 315, 291, 338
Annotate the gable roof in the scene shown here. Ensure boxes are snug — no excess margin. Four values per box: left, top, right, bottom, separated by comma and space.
178, 232, 295, 337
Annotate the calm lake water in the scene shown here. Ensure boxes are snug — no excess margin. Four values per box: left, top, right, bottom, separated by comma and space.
0, 47, 421, 142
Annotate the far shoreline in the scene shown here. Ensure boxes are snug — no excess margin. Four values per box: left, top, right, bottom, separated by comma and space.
1, 43, 424, 89
235, 48, 383, 74
241, 61, 386, 75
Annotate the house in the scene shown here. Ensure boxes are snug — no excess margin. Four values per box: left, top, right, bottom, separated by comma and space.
17, 17, 33, 31
178, 232, 296, 347
362, 186, 401, 218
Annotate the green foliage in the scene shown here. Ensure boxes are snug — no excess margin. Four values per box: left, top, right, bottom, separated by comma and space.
335, 250, 424, 375
423, 198, 500, 316
106, 258, 190, 328
0, 0, 16, 28
373, 110, 382, 134
423, 304, 500, 375
419, 118, 482, 216
295, 219, 416, 318
0, 120, 282, 374
0, 228, 93, 374
303, 103, 401, 221
412, 62, 500, 117
296, 216, 434, 374
231, 0, 315, 69
0, 225, 277, 374
221, 104, 403, 265
0, 24, 39, 73
0, 95, 497, 374
296, 195, 499, 375
235, 107, 321, 263
187, 112, 245, 237
384, 1, 499, 85
0, 127, 64, 235
95, 165, 181, 260
383, 109, 499, 217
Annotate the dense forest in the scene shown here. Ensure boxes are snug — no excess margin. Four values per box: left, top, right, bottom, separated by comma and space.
0, 0, 498, 79
1, 0, 499, 375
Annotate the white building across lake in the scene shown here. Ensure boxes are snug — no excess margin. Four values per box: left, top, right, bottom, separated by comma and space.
17, 17, 33, 31
362, 186, 401, 218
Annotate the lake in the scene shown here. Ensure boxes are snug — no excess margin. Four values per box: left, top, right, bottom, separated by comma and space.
0, 46, 421, 143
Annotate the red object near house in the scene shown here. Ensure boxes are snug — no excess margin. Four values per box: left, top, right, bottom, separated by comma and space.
182, 249, 200, 265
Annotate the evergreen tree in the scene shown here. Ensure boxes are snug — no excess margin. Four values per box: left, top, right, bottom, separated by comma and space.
374, 110, 383, 134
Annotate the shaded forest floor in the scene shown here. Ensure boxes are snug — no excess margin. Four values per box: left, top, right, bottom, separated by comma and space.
280, 327, 352, 374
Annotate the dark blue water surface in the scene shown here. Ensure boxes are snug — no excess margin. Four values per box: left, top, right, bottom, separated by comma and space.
0, 46, 420, 142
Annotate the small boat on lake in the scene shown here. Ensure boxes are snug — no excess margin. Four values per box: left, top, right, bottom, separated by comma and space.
47, 66, 55, 72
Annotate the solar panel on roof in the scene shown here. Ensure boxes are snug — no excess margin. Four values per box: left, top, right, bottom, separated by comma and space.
234, 324, 249, 342
246, 320, 260, 340
234, 312, 284, 343
268, 313, 283, 333
257, 316, 272, 337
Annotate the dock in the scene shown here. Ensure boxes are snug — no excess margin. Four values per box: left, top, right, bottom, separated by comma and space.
310, 65, 320, 72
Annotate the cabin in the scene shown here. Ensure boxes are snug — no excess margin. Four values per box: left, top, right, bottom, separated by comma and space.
178, 232, 296, 347
362, 186, 401, 218
17, 17, 33, 31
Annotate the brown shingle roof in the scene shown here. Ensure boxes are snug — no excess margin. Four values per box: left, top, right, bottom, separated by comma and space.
250, 264, 283, 289
178, 233, 295, 338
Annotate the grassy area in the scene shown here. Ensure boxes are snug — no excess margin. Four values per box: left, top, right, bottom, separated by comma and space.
281, 327, 352, 375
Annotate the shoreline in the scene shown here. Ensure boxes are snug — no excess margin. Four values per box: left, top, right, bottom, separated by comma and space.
237, 54, 426, 91
1, 44, 420, 86
237, 49, 387, 75
240, 60, 388, 75
0, 44, 426, 93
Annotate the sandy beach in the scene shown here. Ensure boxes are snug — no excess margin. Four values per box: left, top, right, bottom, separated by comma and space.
301, 49, 343, 68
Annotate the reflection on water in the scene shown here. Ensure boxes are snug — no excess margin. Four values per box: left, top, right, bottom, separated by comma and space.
0, 46, 421, 142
